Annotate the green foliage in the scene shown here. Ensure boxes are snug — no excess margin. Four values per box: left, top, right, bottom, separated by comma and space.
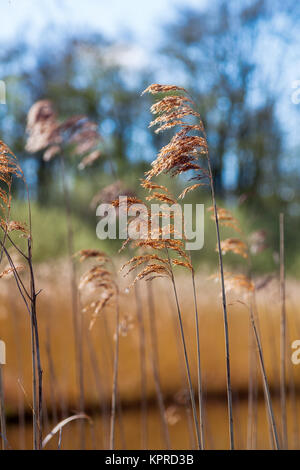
9, 200, 111, 262
8, 193, 300, 278
1, 3, 300, 276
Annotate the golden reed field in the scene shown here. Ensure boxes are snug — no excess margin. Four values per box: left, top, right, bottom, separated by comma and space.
0, 260, 300, 450
0, 84, 299, 452
2, 0, 300, 454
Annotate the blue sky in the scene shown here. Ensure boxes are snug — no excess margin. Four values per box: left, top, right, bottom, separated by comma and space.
0, 0, 210, 74
1, 0, 207, 44
0, 0, 299, 197
1, 0, 299, 152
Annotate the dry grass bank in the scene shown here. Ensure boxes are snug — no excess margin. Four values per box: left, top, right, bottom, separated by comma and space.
0, 259, 299, 416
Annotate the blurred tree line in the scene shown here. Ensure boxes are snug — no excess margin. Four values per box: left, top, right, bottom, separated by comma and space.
0, 0, 299, 214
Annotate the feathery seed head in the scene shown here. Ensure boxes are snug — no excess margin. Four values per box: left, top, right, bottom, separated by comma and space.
142, 84, 187, 95
25, 101, 101, 168
219, 238, 248, 259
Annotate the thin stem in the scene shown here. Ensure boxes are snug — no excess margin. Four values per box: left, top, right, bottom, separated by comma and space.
45, 321, 58, 424
28, 238, 43, 450
279, 212, 287, 449
0, 241, 32, 303
247, 319, 258, 449
252, 294, 275, 449
110, 296, 120, 450
30, 312, 38, 450
85, 329, 110, 448
206, 152, 234, 450
166, 294, 196, 449
59, 154, 85, 448
191, 268, 205, 449
249, 305, 280, 449
134, 282, 148, 449
101, 311, 127, 449
0, 228, 29, 260
166, 248, 201, 449
146, 281, 171, 449
1, 229, 42, 450
10, 303, 26, 449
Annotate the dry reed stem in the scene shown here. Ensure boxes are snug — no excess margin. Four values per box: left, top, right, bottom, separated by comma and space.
146, 282, 171, 449
206, 159, 235, 449
0, 140, 43, 450
142, 84, 235, 449
110, 298, 120, 450
134, 281, 148, 449
279, 213, 287, 448
59, 154, 85, 448
10, 303, 26, 449
42, 413, 92, 448
247, 321, 258, 449
45, 321, 58, 424
253, 295, 276, 449
166, 294, 196, 450
191, 268, 205, 448
166, 248, 202, 449
85, 328, 110, 448
250, 305, 280, 449
235, 299, 281, 450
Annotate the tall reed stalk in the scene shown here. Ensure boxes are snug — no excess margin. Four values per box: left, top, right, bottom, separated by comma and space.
59, 154, 85, 448
28, 236, 43, 449
45, 321, 58, 424
190, 267, 205, 448
247, 322, 258, 449
101, 311, 126, 449
0, 141, 43, 449
146, 282, 171, 449
134, 282, 148, 449
205, 149, 234, 450
166, 294, 196, 449
11, 305, 26, 449
140, 84, 235, 449
110, 298, 120, 450
76, 250, 124, 450
166, 248, 201, 449
85, 329, 110, 448
0, 210, 43, 449
247, 302, 280, 449
279, 213, 287, 448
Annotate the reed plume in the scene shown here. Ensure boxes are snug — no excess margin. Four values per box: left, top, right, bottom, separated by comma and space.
90, 180, 136, 210
76, 249, 116, 331
140, 83, 233, 448
25, 100, 101, 168
0, 140, 23, 261
25, 101, 103, 448
117, 181, 202, 449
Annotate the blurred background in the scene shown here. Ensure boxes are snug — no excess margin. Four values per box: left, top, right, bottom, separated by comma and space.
1, 0, 300, 273
1, 0, 300, 451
